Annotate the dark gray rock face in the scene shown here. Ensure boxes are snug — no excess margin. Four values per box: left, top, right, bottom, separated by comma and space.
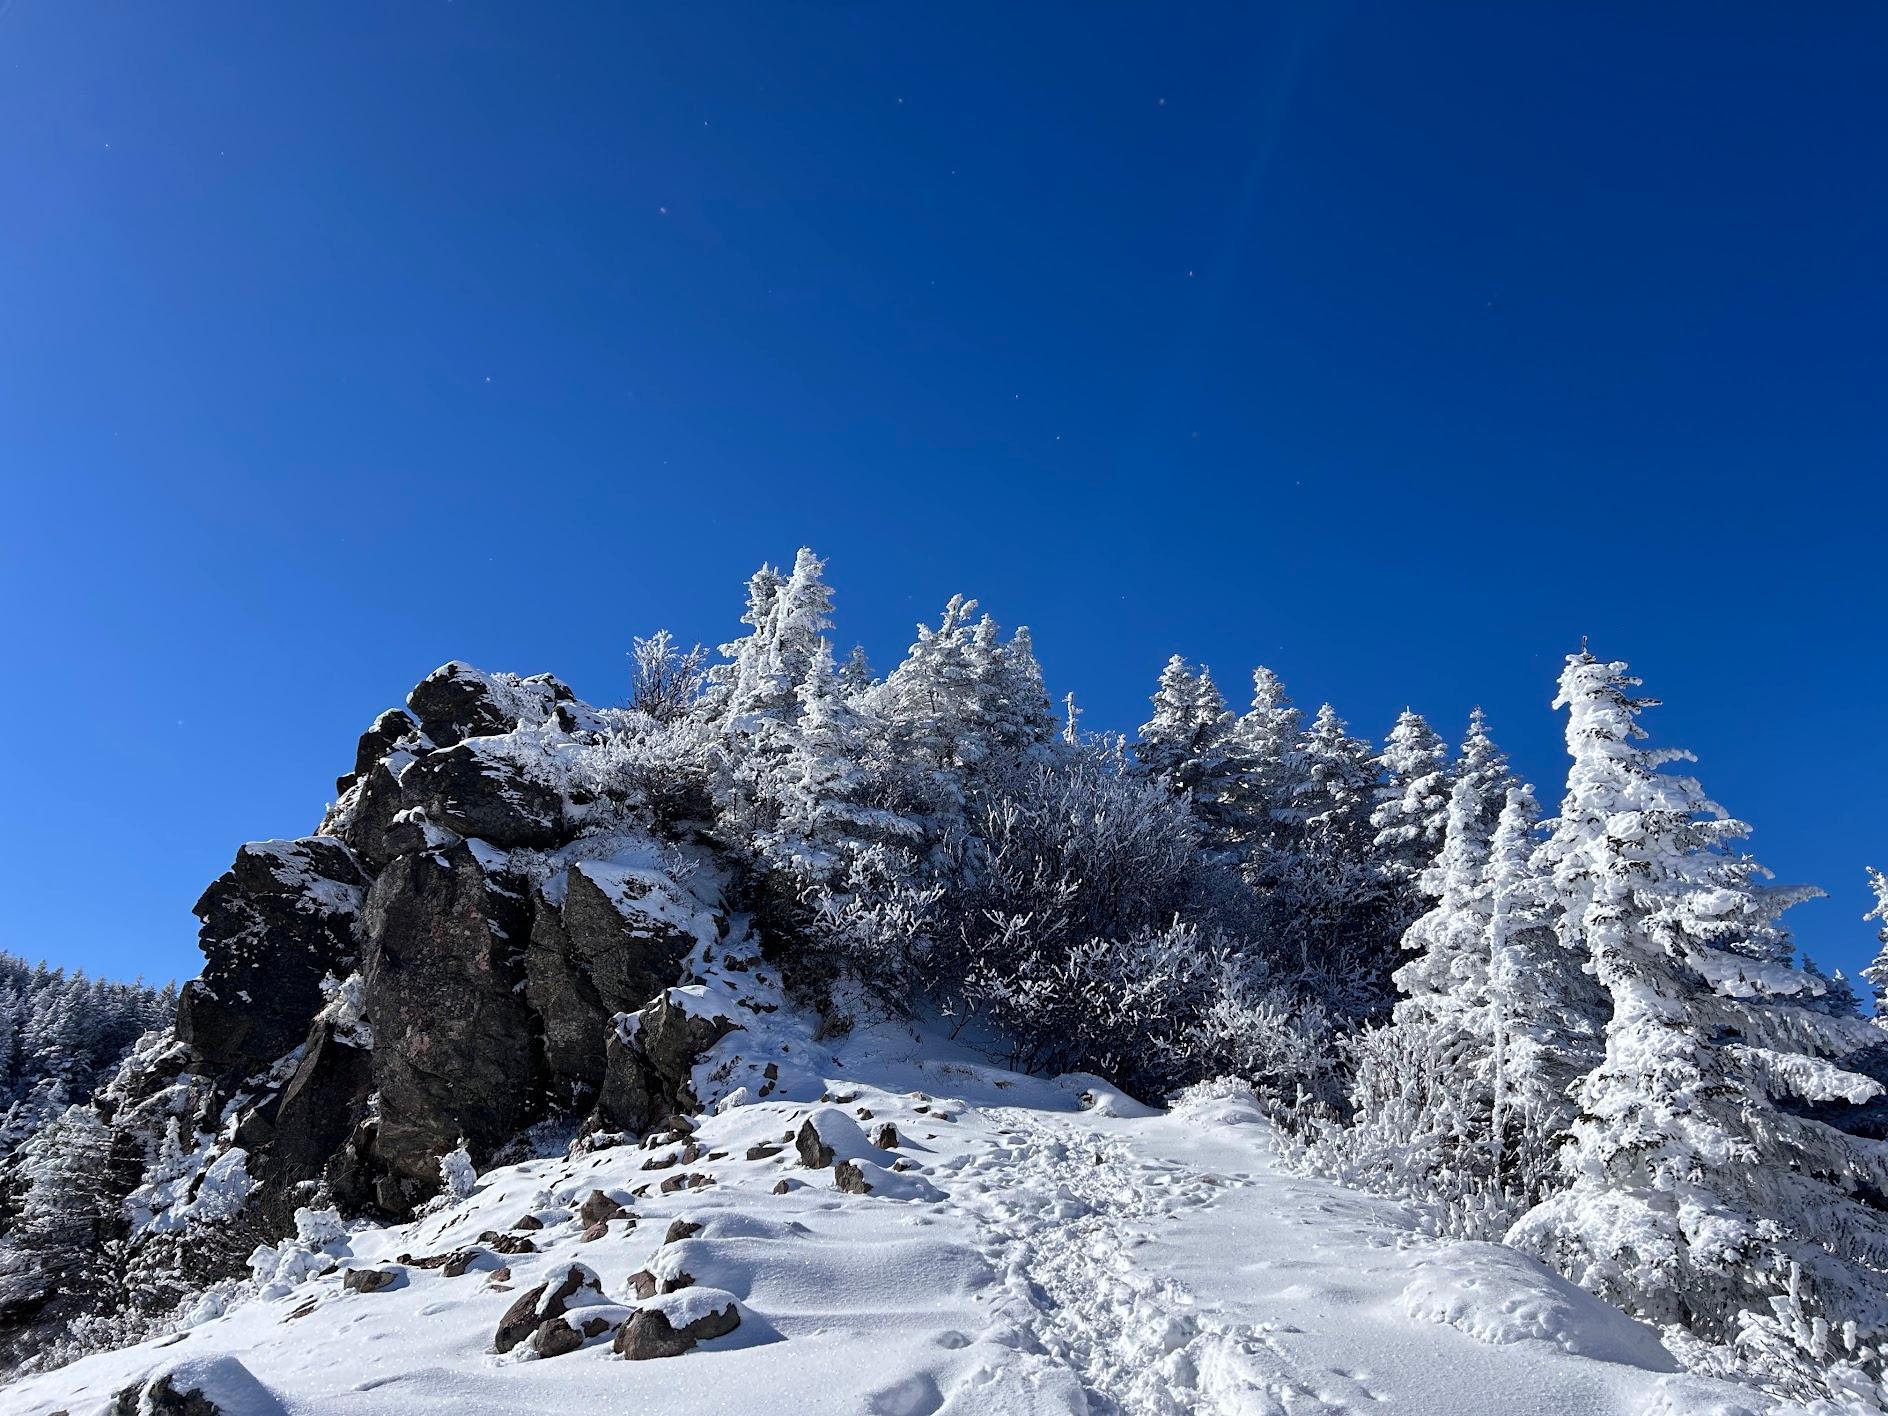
260, 1022, 374, 1211
336, 708, 418, 795
591, 993, 734, 1138
404, 741, 564, 849
176, 838, 366, 1080
407, 662, 577, 748
357, 842, 537, 1213
526, 866, 697, 1109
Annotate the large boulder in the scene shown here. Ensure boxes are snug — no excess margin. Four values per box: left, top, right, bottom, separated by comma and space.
403, 739, 564, 849
357, 842, 537, 1214
176, 838, 367, 1080
407, 662, 577, 747
493, 1263, 604, 1354
526, 865, 698, 1109
591, 992, 735, 1137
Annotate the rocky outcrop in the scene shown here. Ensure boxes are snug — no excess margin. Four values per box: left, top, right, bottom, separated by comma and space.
403, 741, 564, 849
591, 992, 735, 1138
0, 658, 747, 1369
176, 838, 367, 1080
353, 843, 537, 1213
259, 1023, 374, 1213
526, 865, 698, 1108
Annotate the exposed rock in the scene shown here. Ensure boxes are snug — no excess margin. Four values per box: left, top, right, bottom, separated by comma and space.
404, 740, 563, 849
493, 1263, 602, 1354
336, 707, 418, 794
870, 1122, 900, 1150
580, 1221, 609, 1243
745, 1142, 782, 1161
795, 1118, 835, 1168
772, 1179, 793, 1195
614, 1298, 741, 1360
531, 1317, 585, 1359
590, 992, 734, 1137
343, 1268, 398, 1294
525, 866, 699, 1108
578, 1189, 626, 1225
357, 842, 536, 1215
176, 838, 367, 1080
110, 1374, 222, 1415
515, 1213, 545, 1231
663, 1218, 702, 1245
407, 661, 560, 748
260, 1020, 374, 1215
834, 1160, 872, 1195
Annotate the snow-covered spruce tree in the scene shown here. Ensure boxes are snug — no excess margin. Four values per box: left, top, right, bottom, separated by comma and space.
0, 1104, 133, 1356
868, 595, 1056, 829
1197, 665, 1301, 850
706, 549, 838, 836
1248, 703, 1401, 1015
1452, 707, 1513, 851
1483, 782, 1605, 1201
760, 640, 885, 877
1138, 655, 1206, 783
1135, 654, 1236, 797
1313, 772, 1502, 1219
1393, 773, 1495, 1057
1370, 709, 1451, 888
1507, 650, 1888, 1397
1865, 868, 1888, 1024
837, 643, 875, 695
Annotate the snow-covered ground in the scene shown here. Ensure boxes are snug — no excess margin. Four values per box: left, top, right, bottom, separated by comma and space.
5, 936, 1785, 1416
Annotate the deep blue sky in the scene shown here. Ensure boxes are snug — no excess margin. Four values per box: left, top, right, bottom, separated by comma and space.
3, 5, 1883, 989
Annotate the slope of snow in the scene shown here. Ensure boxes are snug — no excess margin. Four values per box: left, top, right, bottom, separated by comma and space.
4, 938, 1787, 1416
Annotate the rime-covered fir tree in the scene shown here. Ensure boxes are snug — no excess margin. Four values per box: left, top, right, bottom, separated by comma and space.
1136, 656, 1230, 797
1508, 651, 1888, 1395
1865, 868, 1888, 1025
1371, 709, 1451, 886
1483, 782, 1602, 1196
1452, 707, 1513, 851
1393, 773, 1495, 1062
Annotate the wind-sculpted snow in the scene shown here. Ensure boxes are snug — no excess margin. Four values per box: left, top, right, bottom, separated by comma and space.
4, 956, 1773, 1416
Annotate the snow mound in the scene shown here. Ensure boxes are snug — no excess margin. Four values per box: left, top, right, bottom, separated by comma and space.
133, 1354, 285, 1414
1398, 1241, 1679, 1372
1058, 1072, 1160, 1118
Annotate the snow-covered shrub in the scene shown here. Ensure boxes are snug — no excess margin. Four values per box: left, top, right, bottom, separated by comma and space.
1189, 983, 1344, 1123
438, 1141, 476, 1201
629, 630, 709, 723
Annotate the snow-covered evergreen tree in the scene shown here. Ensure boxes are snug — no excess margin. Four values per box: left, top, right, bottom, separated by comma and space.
1452, 707, 1514, 852
1371, 709, 1451, 885
1865, 868, 1888, 1024
1508, 651, 1888, 1395
1393, 773, 1495, 1055
1483, 782, 1603, 1198
1200, 666, 1300, 848
1135, 656, 1230, 797
1138, 655, 1205, 782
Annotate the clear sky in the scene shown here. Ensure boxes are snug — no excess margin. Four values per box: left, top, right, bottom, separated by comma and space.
3, 5, 1883, 990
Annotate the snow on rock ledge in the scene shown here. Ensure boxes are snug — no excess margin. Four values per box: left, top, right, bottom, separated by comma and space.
1398, 1241, 1680, 1372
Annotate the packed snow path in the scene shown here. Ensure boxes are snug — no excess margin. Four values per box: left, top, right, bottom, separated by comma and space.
6, 1009, 1770, 1415
933, 1092, 1728, 1416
